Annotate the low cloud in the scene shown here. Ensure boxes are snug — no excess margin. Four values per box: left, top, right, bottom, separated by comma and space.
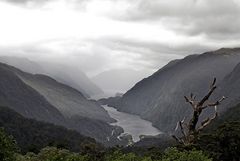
104, 0, 240, 40
93, 37, 216, 69
1, 0, 240, 76
0, 36, 217, 74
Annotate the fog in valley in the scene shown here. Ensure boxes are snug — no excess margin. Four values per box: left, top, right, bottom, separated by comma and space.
0, 1, 240, 160
1, 0, 240, 97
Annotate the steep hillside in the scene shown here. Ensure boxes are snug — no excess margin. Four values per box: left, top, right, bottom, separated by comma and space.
110, 48, 240, 132
0, 64, 66, 126
0, 62, 112, 123
218, 62, 240, 108
0, 106, 98, 153
0, 56, 103, 97
207, 103, 240, 130
0, 63, 124, 146
219, 104, 240, 122
17, 73, 113, 123
39, 62, 104, 98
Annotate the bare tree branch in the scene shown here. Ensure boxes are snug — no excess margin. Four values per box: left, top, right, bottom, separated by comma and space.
198, 78, 217, 107
190, 93, 193, 99
211, 77, 216, 88
202, 96, 226, 109
171, 135, 184, 144
190, 93, 197, 100
173, 78, 226, 145
207, 96, 226, 107
184, 96, 195, 107
197, 109, 218, 132
179, 120, 186, 139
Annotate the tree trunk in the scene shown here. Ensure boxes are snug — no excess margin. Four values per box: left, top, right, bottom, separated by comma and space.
187, 110, 201, 143
172, 78, 226, 145
189, 110, 201, 132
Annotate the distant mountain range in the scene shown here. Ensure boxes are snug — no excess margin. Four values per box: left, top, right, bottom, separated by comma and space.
0, 56, 103, 98
92, 69, 152, 97
1, 47, 240, 147
0, 62, 125, 146
103, 48, 240, 132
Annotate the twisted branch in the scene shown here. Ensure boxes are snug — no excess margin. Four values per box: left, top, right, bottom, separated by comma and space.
198, 78, 217, 107
173, 78, 226, 145
202, 96, 226, 109
197, 108, 218, 132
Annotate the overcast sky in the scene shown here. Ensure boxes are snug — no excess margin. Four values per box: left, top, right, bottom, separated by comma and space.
0, 0, 240, 76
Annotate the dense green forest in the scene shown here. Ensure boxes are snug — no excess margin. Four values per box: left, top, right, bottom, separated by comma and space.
1, 126, 212, 161
0, 103, 240, 161
1, 121, 240, 161
0, 106, 99, 154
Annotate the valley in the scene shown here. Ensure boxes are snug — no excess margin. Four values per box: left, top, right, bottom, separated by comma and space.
103, 105, 162, 142
1, 1, 240, 160
0, 48, 240, 161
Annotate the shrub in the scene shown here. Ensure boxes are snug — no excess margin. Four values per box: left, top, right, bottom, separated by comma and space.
162, 147, 212, 161
0, 128, 18, 161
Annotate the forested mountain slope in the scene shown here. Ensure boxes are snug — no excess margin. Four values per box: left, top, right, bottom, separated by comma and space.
0, 63, 123, 146
109, 48, 240, 132
0, 106, 98, 153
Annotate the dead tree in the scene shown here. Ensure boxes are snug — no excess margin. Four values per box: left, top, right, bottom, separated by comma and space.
172, 78, 226, 145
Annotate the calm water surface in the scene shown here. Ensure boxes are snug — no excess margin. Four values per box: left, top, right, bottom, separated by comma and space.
103, 105, 162, 142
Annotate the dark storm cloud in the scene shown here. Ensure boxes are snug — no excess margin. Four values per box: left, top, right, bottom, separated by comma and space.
5, 0, 240, 40
111, 0, 240, 40
1, 0, 240, 74
122, 0, 239, 20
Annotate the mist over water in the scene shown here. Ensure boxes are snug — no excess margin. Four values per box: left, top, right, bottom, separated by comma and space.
103, 105, 162, 142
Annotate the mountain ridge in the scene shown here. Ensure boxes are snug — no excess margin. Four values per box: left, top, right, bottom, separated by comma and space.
0, 62, 124, 146
106, 48, 240, 132
0, 63, 67, 126
0, 105, 99, 153
0, 56, 103, 98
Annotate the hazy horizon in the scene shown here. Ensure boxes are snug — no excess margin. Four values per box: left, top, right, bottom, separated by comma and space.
0, 0, 240, 92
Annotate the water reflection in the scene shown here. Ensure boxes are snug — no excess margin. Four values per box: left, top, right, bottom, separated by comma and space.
103, 105, 162, 142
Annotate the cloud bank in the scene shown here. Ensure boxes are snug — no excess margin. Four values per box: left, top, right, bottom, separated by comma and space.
0, 0, 240, 76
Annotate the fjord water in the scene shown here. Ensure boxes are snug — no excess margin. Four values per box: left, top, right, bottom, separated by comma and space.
103, 105, 161, 142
